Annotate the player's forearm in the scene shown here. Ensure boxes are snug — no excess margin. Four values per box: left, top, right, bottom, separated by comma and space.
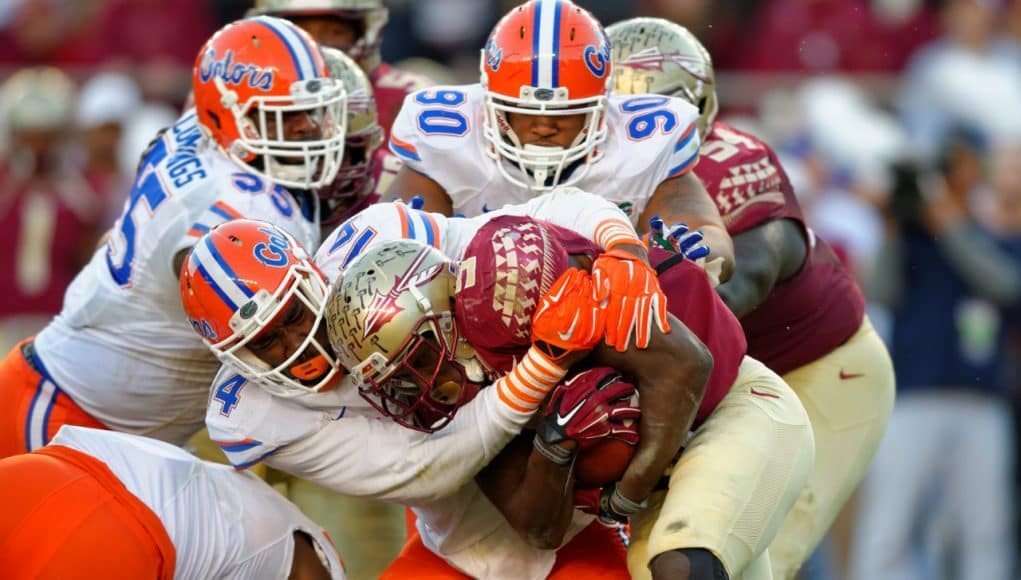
700, 225, 735, 283
476, 436, 576, 550
594, 320, 712, 502
640, 173, 736, 282
513, 451, 576, 549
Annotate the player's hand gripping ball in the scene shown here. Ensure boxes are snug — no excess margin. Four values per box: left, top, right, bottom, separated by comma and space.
535, 366, 641, 487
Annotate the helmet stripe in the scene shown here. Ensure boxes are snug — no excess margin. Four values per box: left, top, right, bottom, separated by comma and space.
550, 0, 561, 87
534, 0, 560, 89
254, 17, 318, 81
194, 260, 240, 311
193, 236, 256, 310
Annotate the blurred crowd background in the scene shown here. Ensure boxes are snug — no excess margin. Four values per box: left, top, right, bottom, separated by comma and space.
2, 0, 1021, 579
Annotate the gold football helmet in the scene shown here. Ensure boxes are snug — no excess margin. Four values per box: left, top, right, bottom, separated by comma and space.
319, 47, 384, 226
325, 239, 479, 431
249, 0, 389, 73
607, 17, 718, 140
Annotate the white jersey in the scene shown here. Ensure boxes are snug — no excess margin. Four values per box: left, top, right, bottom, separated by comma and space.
388, 83, 701, 222
33, 111, 320, 446
316, 186, 633, 274
49, 426, 345, 579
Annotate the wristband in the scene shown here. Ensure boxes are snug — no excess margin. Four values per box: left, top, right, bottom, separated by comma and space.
533, 434, 575, 466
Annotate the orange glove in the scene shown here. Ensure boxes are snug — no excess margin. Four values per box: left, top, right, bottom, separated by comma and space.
591, 248, 671, 351
531, 268, 608, 359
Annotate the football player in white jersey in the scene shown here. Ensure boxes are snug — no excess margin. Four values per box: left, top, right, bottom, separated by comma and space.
0, 16, 346, 457
0, 426, 344, 579
180, 189, 666, 481
383, 0, 735, 281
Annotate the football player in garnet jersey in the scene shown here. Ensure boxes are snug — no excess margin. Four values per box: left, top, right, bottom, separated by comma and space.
610, 18, 896, 580
249, 0, 432, 142
0, 17, 345, 457
323, 194, 814, 579
383, 0, 736, 283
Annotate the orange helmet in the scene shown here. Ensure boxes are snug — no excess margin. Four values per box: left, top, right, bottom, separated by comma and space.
180, 219, 340, 397
192, 16, 347, 190
480, 0, 611, 192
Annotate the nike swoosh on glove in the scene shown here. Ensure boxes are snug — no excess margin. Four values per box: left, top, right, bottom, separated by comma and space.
531, 268, 608, 360
533, 367, 640, 465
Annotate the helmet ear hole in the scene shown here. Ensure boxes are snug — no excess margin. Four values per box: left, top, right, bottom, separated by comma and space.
697, 97, 709, 115
207, 110, 222, 130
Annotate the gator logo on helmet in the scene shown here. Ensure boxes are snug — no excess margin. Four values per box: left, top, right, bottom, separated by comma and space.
583, 40, 611, 79
189, 318, 217, 341
239, 301, 258, 319
198, 48, 275, 91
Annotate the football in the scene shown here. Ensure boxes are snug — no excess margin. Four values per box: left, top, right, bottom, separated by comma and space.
573, 388, 641, 488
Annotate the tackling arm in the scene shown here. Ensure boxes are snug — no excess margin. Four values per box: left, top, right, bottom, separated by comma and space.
261, 347, 568, 505
716, 218, 807, 318
639, 173, 735, 282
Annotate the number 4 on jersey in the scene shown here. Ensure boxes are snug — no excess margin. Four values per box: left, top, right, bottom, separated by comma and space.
213, 374, 247, 417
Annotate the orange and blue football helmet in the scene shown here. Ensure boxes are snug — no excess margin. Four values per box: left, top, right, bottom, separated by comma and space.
180, 219, 340, 397
192, 16, 347, 190
480, 0, 611, 192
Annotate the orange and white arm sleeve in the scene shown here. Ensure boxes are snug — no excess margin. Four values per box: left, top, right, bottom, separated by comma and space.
493, 346, 569, 421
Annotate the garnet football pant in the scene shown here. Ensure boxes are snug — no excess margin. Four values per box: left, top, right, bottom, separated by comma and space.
0, 444, 175, 579
627, 356, 815, 580
768, 316, 895, 579
0, 339, 107, 458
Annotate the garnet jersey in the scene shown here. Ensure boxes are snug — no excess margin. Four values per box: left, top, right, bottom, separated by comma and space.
696, 122, 865, 375
388, 84, 701, 222
328, 146, 402, 226
32, 110, 320, 446
49, 427, 345, 579
370, 62, 432, 143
